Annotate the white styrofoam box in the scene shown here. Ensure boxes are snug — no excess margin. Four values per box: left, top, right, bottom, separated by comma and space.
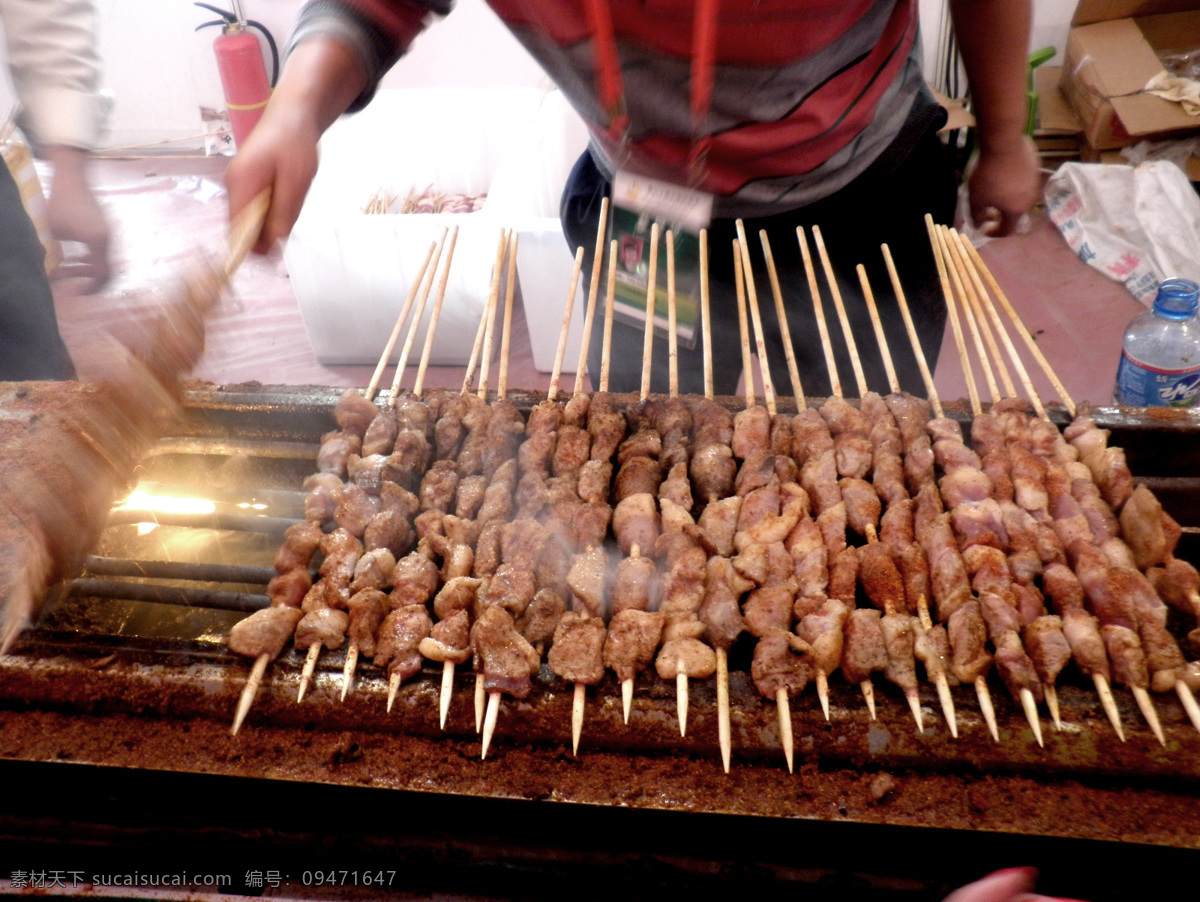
487, 90, 590, 375
284, 87, 551, 367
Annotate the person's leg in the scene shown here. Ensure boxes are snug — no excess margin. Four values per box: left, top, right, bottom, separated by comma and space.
0, 163, 75, 380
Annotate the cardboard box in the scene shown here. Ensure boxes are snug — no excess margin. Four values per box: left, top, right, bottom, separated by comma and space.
283, 88, 587, 370
1061, 0, 1200, 150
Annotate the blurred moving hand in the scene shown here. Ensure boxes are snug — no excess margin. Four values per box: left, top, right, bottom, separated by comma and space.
45, 145, 111, 291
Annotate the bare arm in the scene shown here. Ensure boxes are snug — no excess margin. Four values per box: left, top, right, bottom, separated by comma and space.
948, 0, 1040, 236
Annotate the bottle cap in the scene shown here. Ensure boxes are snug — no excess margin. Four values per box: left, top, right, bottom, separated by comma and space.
1153, 278, 1200, 320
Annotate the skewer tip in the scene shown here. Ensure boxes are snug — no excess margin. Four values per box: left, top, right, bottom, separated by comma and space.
481, 691, 501, 760
775, 687, 794, 774
231, 653, 269, 736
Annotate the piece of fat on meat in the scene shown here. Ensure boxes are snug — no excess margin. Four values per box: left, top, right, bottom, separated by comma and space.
228, 606, 304, 660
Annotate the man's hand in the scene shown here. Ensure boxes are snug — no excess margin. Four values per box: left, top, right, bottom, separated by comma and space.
966, 137, 1042, 237
45, 145, 111, 291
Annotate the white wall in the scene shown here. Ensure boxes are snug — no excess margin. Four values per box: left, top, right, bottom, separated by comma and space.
3, 0, 1077, 149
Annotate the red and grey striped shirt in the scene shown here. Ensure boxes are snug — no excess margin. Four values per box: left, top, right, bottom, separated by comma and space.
293, 0, 932, 217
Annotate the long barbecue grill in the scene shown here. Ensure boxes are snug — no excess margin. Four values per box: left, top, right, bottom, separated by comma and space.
1, 382, 1198, 900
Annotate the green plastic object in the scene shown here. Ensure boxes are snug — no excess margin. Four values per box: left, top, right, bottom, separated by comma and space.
1027, 46, 1057, 137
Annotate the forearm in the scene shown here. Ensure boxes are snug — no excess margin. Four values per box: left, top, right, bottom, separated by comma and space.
266, 35, 371, 138
947, 0, 1032, 153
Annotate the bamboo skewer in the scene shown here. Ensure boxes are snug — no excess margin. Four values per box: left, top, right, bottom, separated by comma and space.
855, 264, 900, 398
573, 197, 611, 396
496, 231, 520, 402
944, 227, 1168, 743
231, 652, 269, 736
735, 223, 793, 770
666, 230, 679, 394
759, 230, 805, 407
931, 228, 999, 405
548, 248, 587, 402
640, 223, 661, 402
801, 231, 877, 719
899, 235, 1004, 741
960, 239, 1076, 416
321, 229, 460, 700
481, 239, 522, 759
700, 229, 714, 401
797, 227, 840, 399
925, 218, 981, 414
939, 228, 1121, 747
474, 229, 514, 746
733, 241, 755, 407
696, 230, 731, 774
364, 237, 440, 400
856, 263, 957, 736
601, 239, 618, 394
939, 228, 1018, 403
388, 231, 451, 400
565, 227, 609, 756
812, 225, 868, 398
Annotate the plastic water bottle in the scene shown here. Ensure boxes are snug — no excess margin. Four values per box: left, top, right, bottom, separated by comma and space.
1114, 278, 1200, 408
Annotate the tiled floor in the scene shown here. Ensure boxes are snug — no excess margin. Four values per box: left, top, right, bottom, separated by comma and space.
52, 153, 1144, 409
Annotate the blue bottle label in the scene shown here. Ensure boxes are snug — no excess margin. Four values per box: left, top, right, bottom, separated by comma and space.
1115, 351, 1200, 407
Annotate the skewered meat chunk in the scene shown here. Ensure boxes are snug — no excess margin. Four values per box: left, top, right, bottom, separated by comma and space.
880, 612, 919, 693
912, 617, 955, 685
697, 495, 741, 557
828, 545, 859, 604
567, 545, 609, 617
268, 568, 312, 608
790, 408, 834, 466
743, 579, 796, 638
472, 604, 541, 699
839, 477, 881, 538
419, 609, 471, 664
751, 629, 812, 698
797, 598, 849, 676
993, 629, 1043, 704
656, 637, 717, 680
1120, 484, 1173, 570
879, 498, 915, 555
334, 390, 379, 437
274, 520, 324, 573
347, 588, 390, 657
419, 460, 460, 513
303, 472, 342, 523
859, 541, 906, 613
431, 576, 482, 620
295, 606, 350, 651
228, 606, 304, 659
332, 482, 381, 536
375, 604, 432, 681
979, 592, 1023, 641
552, 424, 591, 478
361, 407, 398, 457
611, 552, 658, 615
517, 587, 567, 654
1042, 561, 1085, 614
1101, 624, 1149, 689
587, 394, 627, 462
301, 579, 348, 613
613, 493, 660, 555
390, 551, 440, 608
615, 455, 663, 501
350, 548, 396, 594
700, 556, 753, 648
690, 442, 736, 504
1147, 558, 1200, 618
898, 543, 931, 615
318, 528, 363, 590
1140, 616, 1188, 691
364, 509, 414, 557
562, 392, 591, 428
578, 459, 614, 505
801, 449, 841, 514
480, 563, 537, 617
382, 430, 431, 490
547, 611, 607, 685
842, 608, 888, 684
786, 514, 828, 599
732, 405, 772, 460
948, 601, 992, 683
604, 609, 666, 681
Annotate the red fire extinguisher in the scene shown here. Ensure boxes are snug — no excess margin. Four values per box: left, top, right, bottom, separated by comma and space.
195, 2, 279, 150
